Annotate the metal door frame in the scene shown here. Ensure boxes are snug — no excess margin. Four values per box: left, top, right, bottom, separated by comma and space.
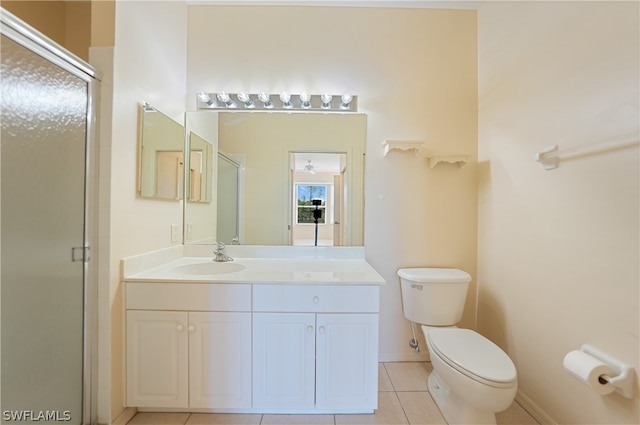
1, 8, 100, 425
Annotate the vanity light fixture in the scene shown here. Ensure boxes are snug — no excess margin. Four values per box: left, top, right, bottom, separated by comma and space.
196, 92, 357, 111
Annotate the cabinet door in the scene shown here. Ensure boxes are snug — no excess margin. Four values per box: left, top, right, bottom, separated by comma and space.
126, 310, 189, 408
253, 313, 316, 409
189, 312, 252, 408
316, 314, 379, 410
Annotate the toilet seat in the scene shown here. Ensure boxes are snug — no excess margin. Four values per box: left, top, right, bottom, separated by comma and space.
426, 328, 517, 388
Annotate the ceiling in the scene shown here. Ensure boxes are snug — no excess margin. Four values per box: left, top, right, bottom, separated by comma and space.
292, 152, 345, 174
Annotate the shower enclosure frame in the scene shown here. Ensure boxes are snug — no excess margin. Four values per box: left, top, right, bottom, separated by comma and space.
0, 8, 100, 425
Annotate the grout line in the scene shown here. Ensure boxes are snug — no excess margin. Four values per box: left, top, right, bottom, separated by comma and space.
381, 362, 398, 392
392, 391, 411, 425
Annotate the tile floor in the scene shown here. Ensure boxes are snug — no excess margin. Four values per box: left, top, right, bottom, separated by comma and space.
126, 362, 539, 425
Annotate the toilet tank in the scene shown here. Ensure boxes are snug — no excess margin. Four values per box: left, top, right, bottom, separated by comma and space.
397, 268, 471, 326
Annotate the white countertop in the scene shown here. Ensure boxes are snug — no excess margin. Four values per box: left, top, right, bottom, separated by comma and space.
123, 246, 385, 285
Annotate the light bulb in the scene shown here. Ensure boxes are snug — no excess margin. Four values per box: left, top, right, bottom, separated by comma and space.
197, 92, 213, 105
237, 92, 255, 108
321, 93, 333, 109
216, 92, 235, 107
340, 92, 353, 109
258, 91, 273, 108
300, 91, 311, 109
280, 91, 292, 108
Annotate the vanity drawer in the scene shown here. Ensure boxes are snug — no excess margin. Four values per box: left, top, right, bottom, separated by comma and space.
126, 282, 251, 311
253, 284, 379, 313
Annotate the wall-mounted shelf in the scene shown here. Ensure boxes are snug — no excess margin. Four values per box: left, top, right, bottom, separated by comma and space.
426, 155, 470, 168
382, 140, 425, 156
382, 140, 470, 169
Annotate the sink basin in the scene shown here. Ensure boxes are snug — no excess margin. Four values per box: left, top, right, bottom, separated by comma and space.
170, 261, 246, 275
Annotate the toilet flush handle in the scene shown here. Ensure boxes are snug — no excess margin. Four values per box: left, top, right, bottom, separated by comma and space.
411, 284, 423, 290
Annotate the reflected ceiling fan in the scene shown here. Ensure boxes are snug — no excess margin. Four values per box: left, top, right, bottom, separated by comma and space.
304, 160, 316, 174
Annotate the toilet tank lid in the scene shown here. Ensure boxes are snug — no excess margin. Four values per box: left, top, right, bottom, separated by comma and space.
397, 268, 471, 283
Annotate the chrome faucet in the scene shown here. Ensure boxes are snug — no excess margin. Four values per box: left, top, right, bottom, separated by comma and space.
213, 242, 233, 262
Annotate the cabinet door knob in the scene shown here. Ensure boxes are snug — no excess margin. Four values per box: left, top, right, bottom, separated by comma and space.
318, 326, 326, 333
307, 325, 314, 333
313, 296, 320, 304
176, 324, 184, 331
187, 325, 195, 332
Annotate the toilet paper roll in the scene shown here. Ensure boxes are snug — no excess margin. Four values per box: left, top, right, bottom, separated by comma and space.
563, 350, 616, 395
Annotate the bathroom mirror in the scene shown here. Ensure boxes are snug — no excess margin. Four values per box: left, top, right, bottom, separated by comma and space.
138, 103, 185, 200
184, 111, 366, 246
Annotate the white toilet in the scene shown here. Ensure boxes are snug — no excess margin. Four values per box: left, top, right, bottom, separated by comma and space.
397, 268, 517, 425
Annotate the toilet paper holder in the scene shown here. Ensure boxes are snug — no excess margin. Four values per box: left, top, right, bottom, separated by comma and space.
580, 344, 635, 399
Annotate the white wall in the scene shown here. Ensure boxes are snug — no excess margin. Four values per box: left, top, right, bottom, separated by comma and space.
477, 2, 639, 423
109, 1, 187, 419
186, 5, 479, 361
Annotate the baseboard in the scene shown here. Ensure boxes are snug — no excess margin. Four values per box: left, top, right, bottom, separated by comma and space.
379, 351, 430, 362
111, 407, 137, 425
515, 390, 557, 425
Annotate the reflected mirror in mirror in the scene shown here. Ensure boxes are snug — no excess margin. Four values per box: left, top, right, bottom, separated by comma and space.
187, 131, 213, 203
184, 111, 366, 246
138, 102, 185, 200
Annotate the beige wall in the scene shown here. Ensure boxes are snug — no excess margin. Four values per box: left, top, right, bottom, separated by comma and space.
477, 2, 639, 423
91, 0, 114, 47
2, 0, 92, 60
187, 6, 479, 362
64, 0, 90, 58
2, 1, 66, 44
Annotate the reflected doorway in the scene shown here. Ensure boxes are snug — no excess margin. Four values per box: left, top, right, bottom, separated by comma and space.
216, 152, 244, 245
290, 152, 347, 246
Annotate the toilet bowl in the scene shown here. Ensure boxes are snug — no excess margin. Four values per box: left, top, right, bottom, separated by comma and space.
424, 327, 517, 425
397, 268, 518, 425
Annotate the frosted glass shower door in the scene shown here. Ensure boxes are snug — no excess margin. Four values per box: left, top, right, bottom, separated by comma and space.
1, 33, 88, 423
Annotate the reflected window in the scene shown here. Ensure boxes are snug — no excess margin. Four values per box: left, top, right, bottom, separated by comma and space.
296, 184, 327, 224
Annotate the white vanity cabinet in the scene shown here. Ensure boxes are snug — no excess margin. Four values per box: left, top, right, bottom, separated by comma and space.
252, 284, 380, 413
125, 283, 252, 409
126, 310, 189, 408
124, 276, 381, 413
